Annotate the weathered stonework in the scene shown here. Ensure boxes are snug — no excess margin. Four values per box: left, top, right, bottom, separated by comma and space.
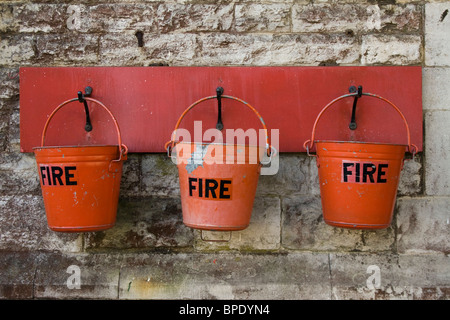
424, 111, 450, 195
84, 196, 193, 250
330, 253, 450, 299
361, 34, 422, 65
397, 197, 450, 254
425, 2, 450, 66
0, 195, 82, 252
0, 0, 449, 301
119, 252, 331, 300
292, 3, 421, 33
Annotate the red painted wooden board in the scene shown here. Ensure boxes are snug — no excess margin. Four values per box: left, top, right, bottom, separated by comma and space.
19, 66, 422, 153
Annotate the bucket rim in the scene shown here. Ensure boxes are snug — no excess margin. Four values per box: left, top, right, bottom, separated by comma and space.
33, 144, 120, 151
314, 140, 408, 147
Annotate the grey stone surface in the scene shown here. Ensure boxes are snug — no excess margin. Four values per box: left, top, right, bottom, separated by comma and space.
281, 194, 396, 252
235, 3, 291, 32
84, 196, 193, 250
397, 197, 450, 254
424, 111, 450, 195
197, 33, 359, 66
0, 68, 20, 100
141, 153, 180, 197
423, 68, 450, 111
194, 196, 281, 251
330, 253, 450, 299
292, 3, 421, 33
0, 152, 40, 196
34, 252, 121, 299
119, 153, 141, 197
398, 155, 422, 196
425, 2, 450, 66
99, 33, 198, 66
361, 34, 422, 65
0, 195, 82, 252
119, 252, 331, 300
257, 154, 318, 196
0, 251, 37, 299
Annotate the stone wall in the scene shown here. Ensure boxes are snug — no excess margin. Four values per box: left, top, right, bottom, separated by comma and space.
0, 1, 449, 301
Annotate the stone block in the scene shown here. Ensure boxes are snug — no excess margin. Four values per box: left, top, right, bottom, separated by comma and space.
141, 153, 180, 197
119, 252, 330, 299
281, 194, 396, 252
0, 195, 82, 252
397, 155, 422, 196
197, 33, 359, 66
194, 196, 281, 251
361, 34, 421, 65
0, 251, 37, 299
330, 253, 450, 299
86, 4, 157, 33
0, 109, 9, 151
425, 2, 450, 66
0, 152, 40, 196
157, 3, 233, 33
0, 4, 16, 33
5, 108, 19, 153
423, 67, 450, 110
14, 3, 67, 33
34, 252, 121, 299
34, 33, 99, 65
235, 4, 291, 32
0, 35, 35, 67
397, 197, 450, 254
84, 196, 193, 250
292, 3, 421, 33
0, 68, 20, 100
119, 153, 140, 197
424, 111, 450, 195
99, 33, 197, 66
256, 154, 316, 196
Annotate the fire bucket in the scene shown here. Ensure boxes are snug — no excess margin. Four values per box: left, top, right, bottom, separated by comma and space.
303, 92, 417, 229
33, 97, 128, 232
165, 95, 273, 232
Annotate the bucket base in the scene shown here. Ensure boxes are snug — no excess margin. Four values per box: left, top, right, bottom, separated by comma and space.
324, 219, 389, 230
49, 223, 115, 233
184, 222, 249, 232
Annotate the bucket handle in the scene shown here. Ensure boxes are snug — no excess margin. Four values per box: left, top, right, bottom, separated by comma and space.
40, 97, 128, 164
303, 92, 418, 157
164, 95, 273, 160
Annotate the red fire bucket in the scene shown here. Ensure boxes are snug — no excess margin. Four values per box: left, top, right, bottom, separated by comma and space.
303, 92, 417, 229
33, 97, 128, 232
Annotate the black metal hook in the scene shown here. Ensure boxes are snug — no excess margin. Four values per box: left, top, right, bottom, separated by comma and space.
216, 87, 224, 131
77, 86, 93, 132
349, 85, 362, 130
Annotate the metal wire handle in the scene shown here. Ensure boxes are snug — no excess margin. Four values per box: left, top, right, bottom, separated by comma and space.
303, 92, 418, 156
165, 95, 273, 159
40, 97, 128, 163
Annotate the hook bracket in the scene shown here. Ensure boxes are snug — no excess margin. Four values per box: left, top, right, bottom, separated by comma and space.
349, 85, 362, 130
216, 87, 224, 131
77, 86, 93, 132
